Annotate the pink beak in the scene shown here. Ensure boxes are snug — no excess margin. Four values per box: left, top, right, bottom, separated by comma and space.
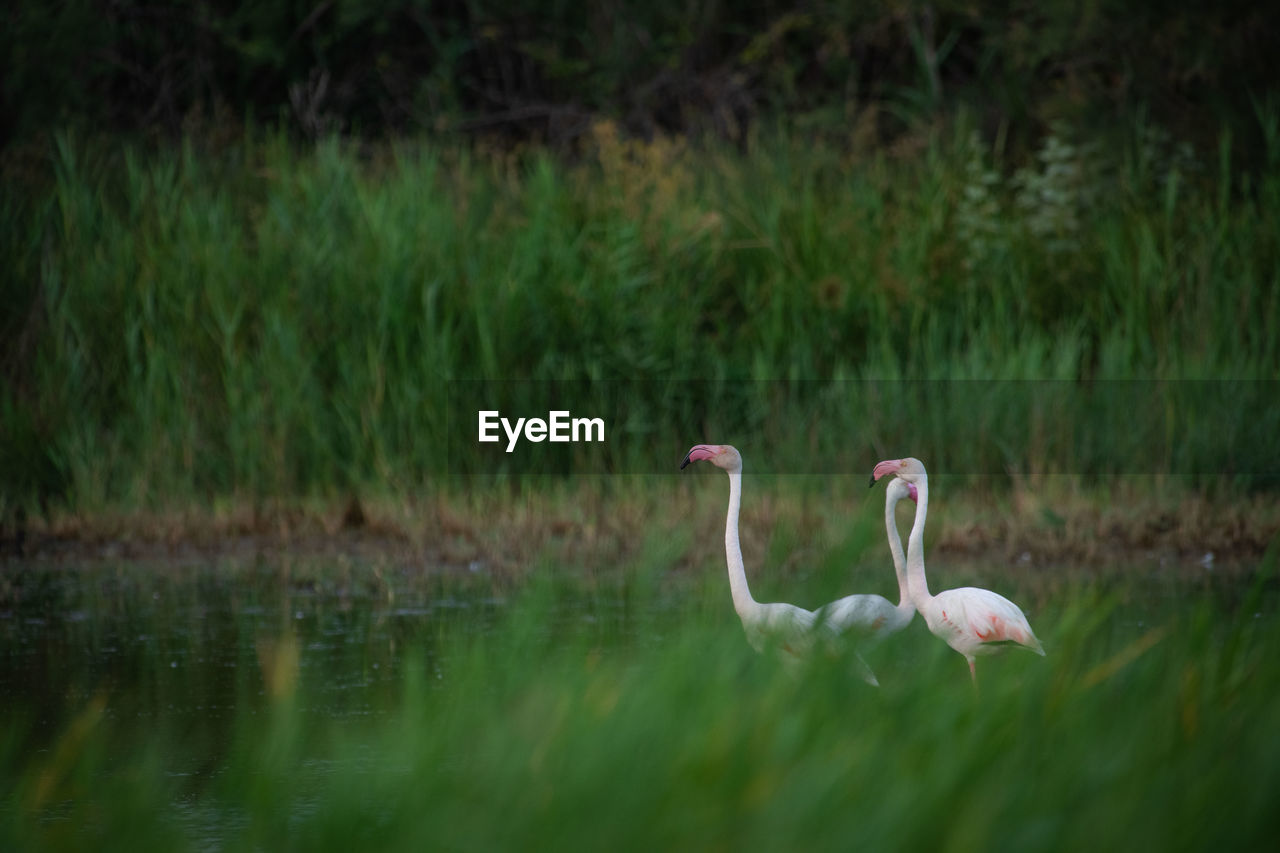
680, 444, 718, 469
868, 458, 901, 486
907, 483, 918, 503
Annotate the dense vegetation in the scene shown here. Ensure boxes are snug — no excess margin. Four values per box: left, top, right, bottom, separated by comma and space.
2, 553, 1278, 850
3, 116, 1278, 515
3, 2, 1279, 519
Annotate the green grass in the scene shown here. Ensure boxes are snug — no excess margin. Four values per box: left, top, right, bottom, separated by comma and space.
3, 114, 1279, 515
2, 544, 1278, 851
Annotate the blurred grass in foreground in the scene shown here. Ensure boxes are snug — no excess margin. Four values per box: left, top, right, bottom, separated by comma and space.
1, 542, 1278, 851
3, 112, 1279, 515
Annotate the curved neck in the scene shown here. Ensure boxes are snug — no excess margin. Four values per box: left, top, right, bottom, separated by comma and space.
885, 490, 911, 610
724, 470, 758, 618
905, 476, 932, 606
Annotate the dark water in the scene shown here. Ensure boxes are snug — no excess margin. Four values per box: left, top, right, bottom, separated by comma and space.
1, 554, 1262, 745
0, 558, 507, 749
0, 556, 686, 749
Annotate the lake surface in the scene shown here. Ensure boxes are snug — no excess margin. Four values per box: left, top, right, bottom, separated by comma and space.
2, 553, 1259, 736
0, 556, 690, 746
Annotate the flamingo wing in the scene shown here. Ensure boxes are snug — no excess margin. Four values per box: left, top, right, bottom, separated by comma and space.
931, 587, 1044, 656
818, 594, 904, 638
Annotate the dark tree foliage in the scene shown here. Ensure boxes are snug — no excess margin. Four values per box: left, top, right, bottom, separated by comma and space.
2, 1, 1277, 154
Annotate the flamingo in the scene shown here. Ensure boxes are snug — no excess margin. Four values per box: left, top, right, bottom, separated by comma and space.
817, 477, 918, 642
681, 444, 878, 683
870, 457, 1044, 683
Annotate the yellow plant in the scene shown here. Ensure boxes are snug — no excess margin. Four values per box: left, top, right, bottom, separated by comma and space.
578, 120, 717, 247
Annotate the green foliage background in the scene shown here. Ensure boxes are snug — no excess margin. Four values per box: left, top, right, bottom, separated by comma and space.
3, 2, 1279, 514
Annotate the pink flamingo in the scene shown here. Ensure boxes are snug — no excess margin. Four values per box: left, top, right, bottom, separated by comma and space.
870, 457, 1045, 683
817, 477, 918, 641
682, 444, 878, 683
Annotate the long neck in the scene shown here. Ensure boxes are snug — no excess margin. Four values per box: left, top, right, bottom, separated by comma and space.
905, 476, 932, 606
885, 490, 911, 610
724, 470, 758, 619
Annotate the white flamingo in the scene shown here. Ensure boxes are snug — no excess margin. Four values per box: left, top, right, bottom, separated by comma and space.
817, 477, 918, 642
682, 443, 879, 684
870, 457, 1045, 683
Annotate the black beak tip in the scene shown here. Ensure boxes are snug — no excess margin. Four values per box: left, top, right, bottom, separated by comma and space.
867, 473, 877, 488
679, 454, 693, 470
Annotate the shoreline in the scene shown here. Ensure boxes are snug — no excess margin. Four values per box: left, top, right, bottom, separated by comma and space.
5, 489, 1276, 577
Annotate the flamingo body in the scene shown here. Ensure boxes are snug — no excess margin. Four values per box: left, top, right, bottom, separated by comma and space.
819, 594, 904, 637
871, 457, 1044, 682
920, 587, 1044, 670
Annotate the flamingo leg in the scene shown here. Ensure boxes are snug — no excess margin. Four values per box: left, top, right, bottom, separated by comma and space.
968, 657, 977, 686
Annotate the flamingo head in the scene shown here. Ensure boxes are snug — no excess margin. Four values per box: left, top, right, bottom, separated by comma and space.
680, 444, 742, 473
885, 477, 918, 504
868, 456, 927, 486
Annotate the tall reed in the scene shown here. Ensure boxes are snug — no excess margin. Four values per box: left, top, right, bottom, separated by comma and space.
3, 115, 1278, 513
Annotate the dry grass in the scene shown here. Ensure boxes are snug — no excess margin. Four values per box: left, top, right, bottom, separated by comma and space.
6, 480, 1275, 583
